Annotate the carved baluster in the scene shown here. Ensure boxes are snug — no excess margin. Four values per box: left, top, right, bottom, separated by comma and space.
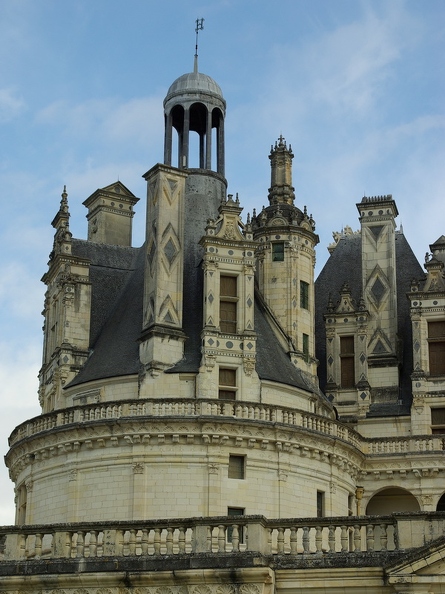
18, 534, 26, 558
89, 531, 97, 557
302, 527, 310, 553
393, 523, 399, 550
267, 528, 273, 555
328, 525, 335, 552
153, 528, 161, 555
35, 533, 42, 559
166, 527, 174, 554
218, 525, 225, 552
380, 523, 388, 551
206, 526, 212, 552
141, 529, 149, 555
315, 526, 323, 554
128, 529, 136, 555
340, 526, 348, 552
76, 531, 84, 558
277, 527, 285, 553
115, 529, 124, 556
353, 525, 361, 552
178, 526, 186, 553
64, 532, 73, 558
231, 525, 240, 552
366, 525, 374, 551
290, 527, 298, 554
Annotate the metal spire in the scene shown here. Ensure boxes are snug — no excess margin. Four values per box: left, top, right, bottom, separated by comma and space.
194, 18, 204, 73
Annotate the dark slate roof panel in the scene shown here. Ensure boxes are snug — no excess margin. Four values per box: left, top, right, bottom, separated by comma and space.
69, 240, 318, 397
314, 230, 423, 416
315, 235, 362, 393
67, 242, 144, 387
254, 300, 319, 395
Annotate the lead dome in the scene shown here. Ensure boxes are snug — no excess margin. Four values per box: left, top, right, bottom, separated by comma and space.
164, 71, 224, 103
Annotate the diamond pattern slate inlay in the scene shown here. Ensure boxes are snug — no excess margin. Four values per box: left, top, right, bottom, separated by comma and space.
371, 277, 386, 304
164, 238, 177, 265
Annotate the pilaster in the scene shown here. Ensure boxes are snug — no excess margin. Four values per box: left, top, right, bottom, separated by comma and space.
139, 164, 188, 382
357, 195, 399, 395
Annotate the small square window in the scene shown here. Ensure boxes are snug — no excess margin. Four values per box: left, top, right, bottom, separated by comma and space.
228, 455, 245, 479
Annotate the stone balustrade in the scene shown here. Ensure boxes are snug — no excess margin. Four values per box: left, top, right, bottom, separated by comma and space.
8, 398, 445, 456
1, 513, 444, 561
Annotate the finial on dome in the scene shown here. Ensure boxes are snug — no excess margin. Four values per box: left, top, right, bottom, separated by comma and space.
194, 18, 204, 73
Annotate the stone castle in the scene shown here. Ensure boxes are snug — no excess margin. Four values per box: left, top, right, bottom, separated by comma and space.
1, 55, 445, 593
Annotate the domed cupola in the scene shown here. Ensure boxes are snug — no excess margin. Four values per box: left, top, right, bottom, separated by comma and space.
163, 59, 226, 175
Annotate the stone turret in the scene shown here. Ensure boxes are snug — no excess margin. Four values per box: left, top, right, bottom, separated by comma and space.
252, 137, 319, 378
39, 187, 91, 412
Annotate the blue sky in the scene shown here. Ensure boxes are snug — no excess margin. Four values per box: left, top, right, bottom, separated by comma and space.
0, 0, 443, 523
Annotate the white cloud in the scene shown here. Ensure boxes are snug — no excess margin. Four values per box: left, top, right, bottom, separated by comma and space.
0, 88, 25, 123
0, 262, 44, 321
0, 342, 41, 526
36, 95, 164, 149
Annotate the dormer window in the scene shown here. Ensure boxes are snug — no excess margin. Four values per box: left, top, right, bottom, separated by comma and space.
220, 275, 237, 333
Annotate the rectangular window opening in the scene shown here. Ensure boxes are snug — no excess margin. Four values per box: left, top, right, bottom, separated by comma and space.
219, 368, 237, 400
300, 280, 309, 309
220, 275, 237, 334
428, 321, 445, 376
228, 454, 245, 479
272, 242, 285, 262
340, 336, 355, 388
316, 491, 325, 518
431, 407, 445, 434
303, 333, 309, 361
227, 507, 245, 543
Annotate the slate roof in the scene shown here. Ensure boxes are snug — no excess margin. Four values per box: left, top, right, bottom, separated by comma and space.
68, 239, 319, 397
315, 230, 424, 415
68, 240, 142, 387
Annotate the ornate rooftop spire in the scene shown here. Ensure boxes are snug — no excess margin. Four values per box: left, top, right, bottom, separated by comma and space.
194, 18, 204, 74
50, 185, 72, 258
268, 135, 295, 205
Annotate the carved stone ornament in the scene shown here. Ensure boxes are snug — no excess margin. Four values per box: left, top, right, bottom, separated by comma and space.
243, 357, 255, 376
133, 462, 144, 474
204, 354, 216, 371
208, 463, 219, 475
